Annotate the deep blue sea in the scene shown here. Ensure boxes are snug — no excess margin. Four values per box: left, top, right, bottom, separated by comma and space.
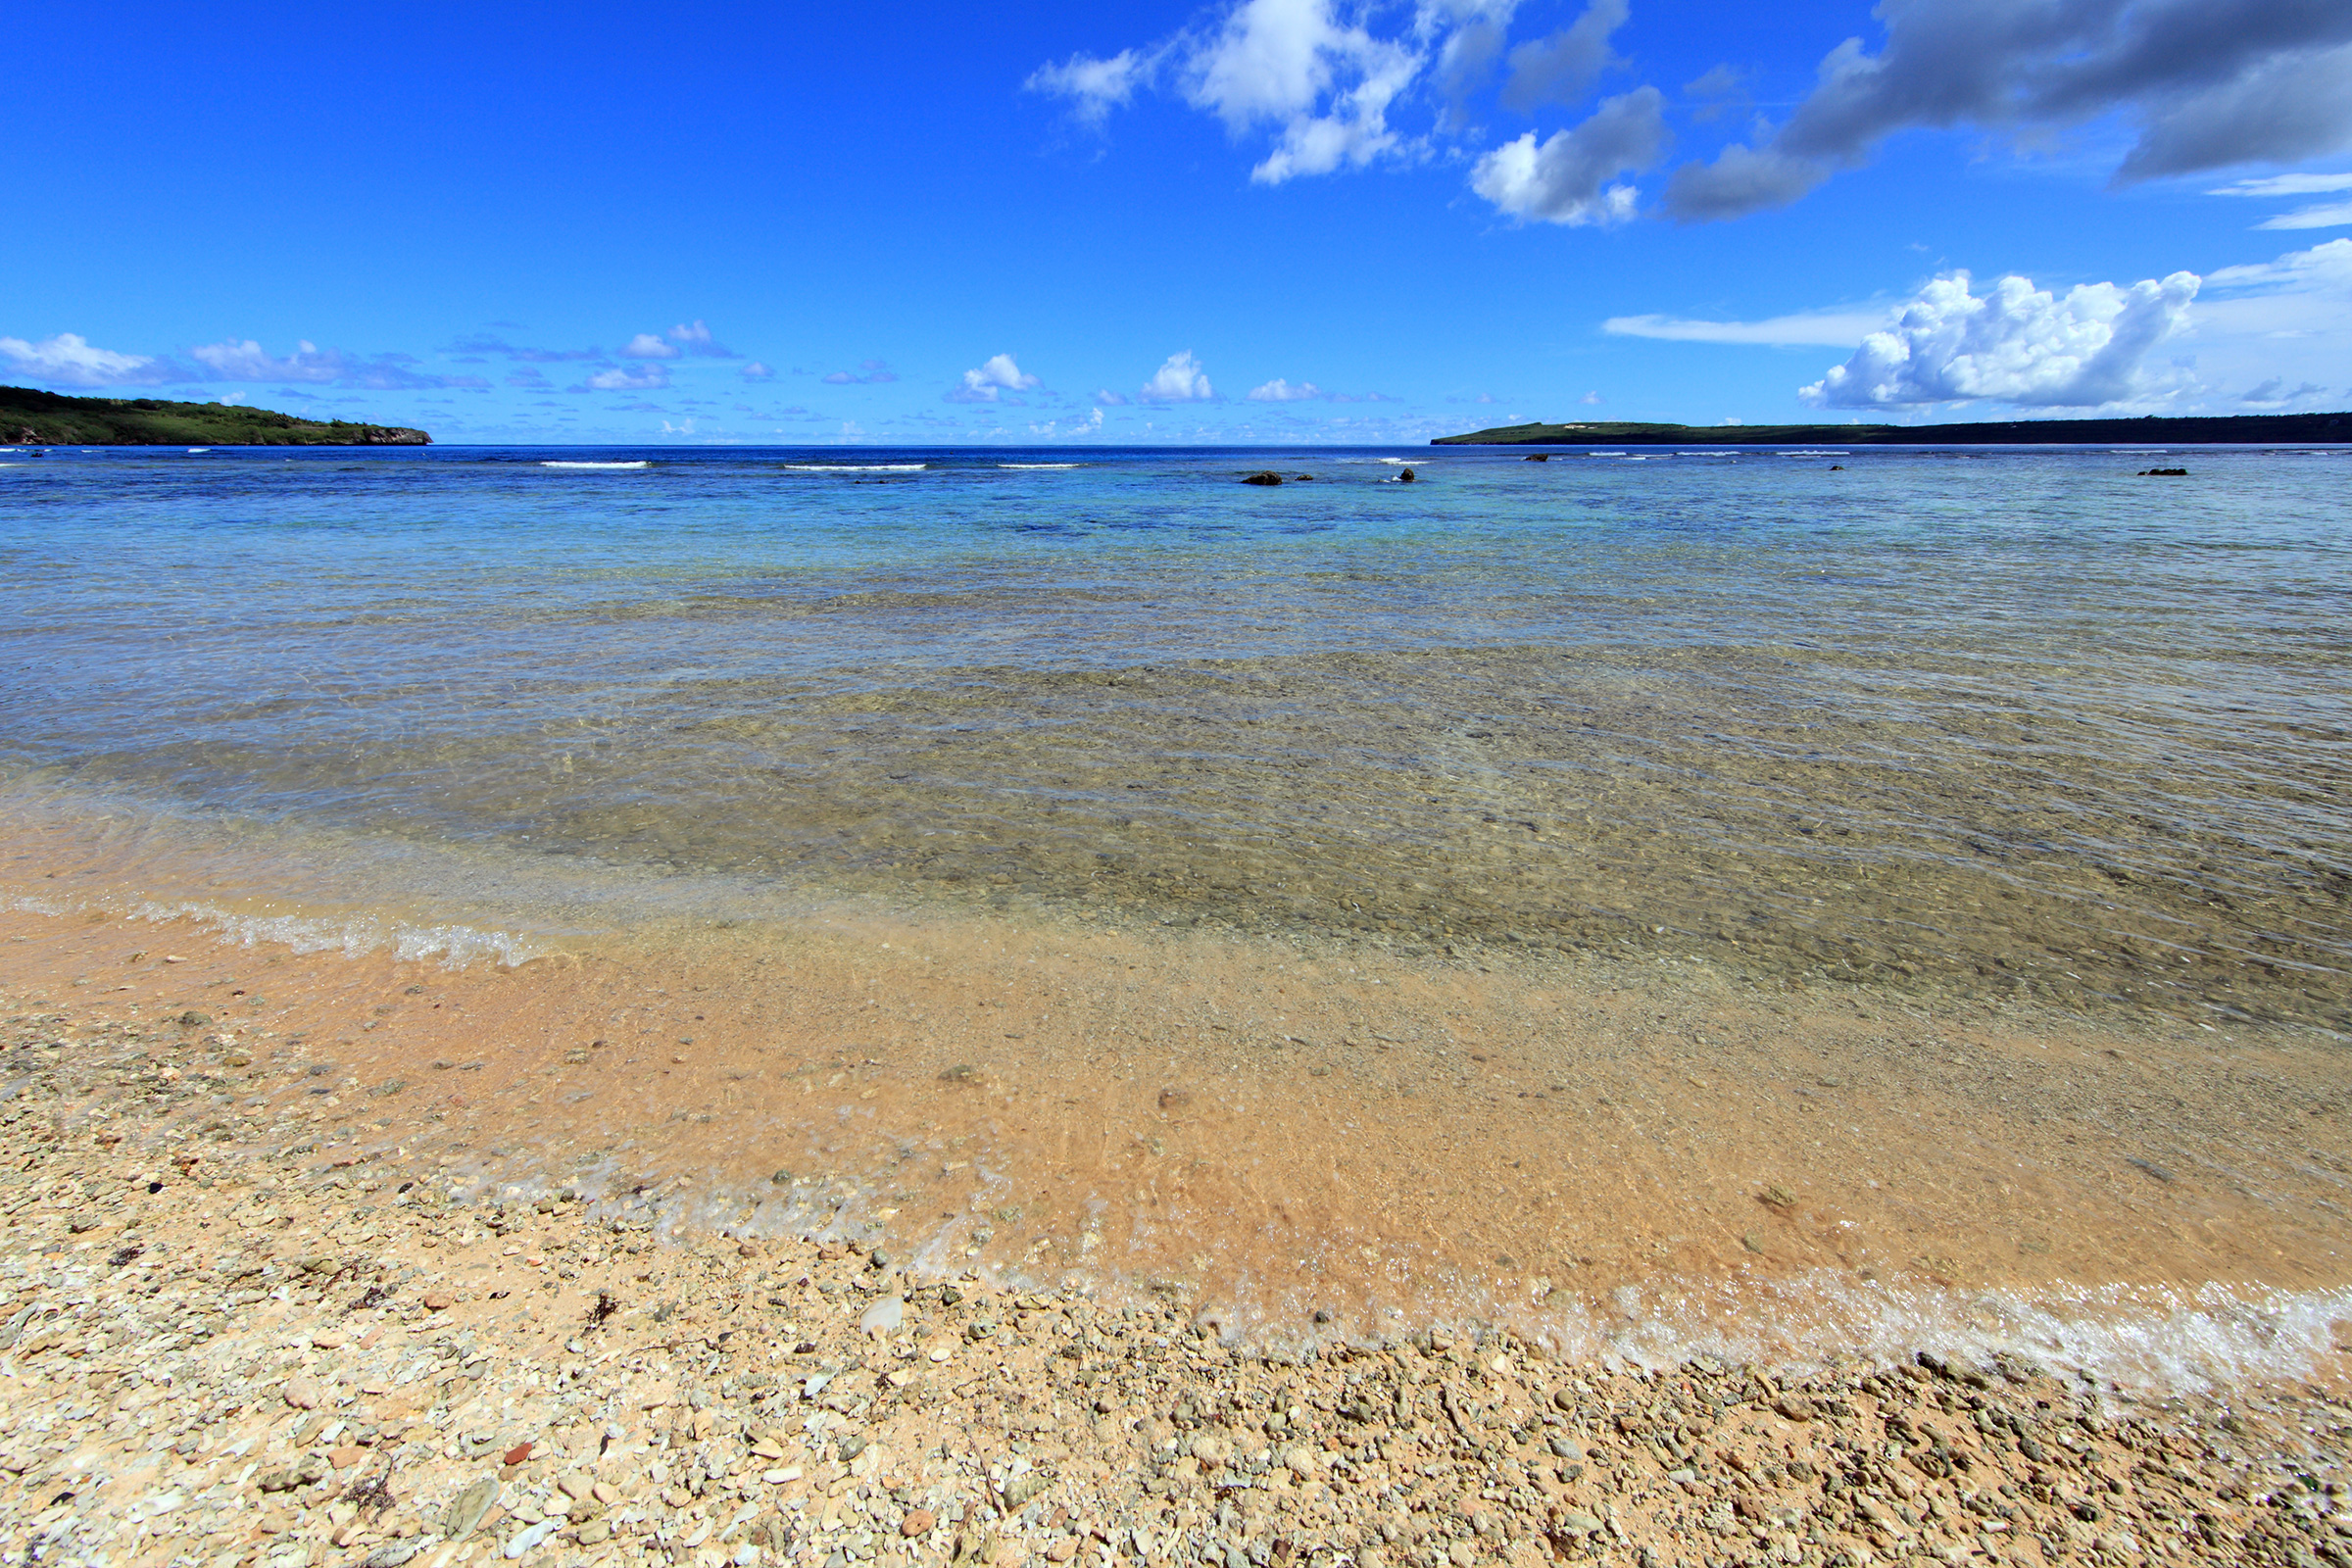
0, 441, 2346, 1025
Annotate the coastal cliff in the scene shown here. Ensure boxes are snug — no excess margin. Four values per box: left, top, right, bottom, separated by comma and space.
1434, 411, 2352, 445
1, 384, 430, 446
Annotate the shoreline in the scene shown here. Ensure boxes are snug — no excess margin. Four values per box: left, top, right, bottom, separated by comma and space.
4, 893, 2351, 1371
3, 1004, 2349, 1568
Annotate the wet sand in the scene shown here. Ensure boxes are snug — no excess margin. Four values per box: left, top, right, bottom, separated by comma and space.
4, 884, 2348, 1380
4, 974, 2352, 1568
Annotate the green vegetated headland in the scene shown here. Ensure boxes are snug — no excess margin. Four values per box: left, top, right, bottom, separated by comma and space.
1, 385, 429, 446
1433, 411, 2352, 446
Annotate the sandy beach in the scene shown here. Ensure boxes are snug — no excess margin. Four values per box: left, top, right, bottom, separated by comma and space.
5, 900, 2352, 1566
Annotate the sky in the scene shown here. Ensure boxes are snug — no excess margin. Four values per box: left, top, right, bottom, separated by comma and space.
5, 0, 2350, 444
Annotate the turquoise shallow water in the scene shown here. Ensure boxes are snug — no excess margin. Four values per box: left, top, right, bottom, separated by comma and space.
0, 442, 2346, 1026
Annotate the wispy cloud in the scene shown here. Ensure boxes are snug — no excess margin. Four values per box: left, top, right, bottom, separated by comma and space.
575, 365, 672, 392
824, 359, 900, 385
1604, 305, 1897, 346
1247, 376, 1325, 401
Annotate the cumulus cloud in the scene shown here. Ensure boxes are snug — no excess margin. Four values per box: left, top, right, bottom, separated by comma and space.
619, 333, 681, 360
825, 359, 900, 385
1604, 304, 1899, 346
1138, 351, 1215, 403
943, 353, 1043, 404
0, 332, 170, 388
1665, 0, 2352, 222
1471, 87, 1666, 223
578, 365, 671, 392
1094, 388, 1131, 406
1499, 0, 1626, 113
1797, 269, 2199, 409
1247, 377, 1326, 400
740, 362, 775, 380
1031, 0, 1532, 186
667, 319, 737, 358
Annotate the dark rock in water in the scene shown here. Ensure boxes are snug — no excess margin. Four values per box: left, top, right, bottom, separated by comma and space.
1398, 467, 1416, 482
1243, 471, 1284, 485
2138, 467, 2187, 476
1523, 454, 1549, 462
1293, 473, 1314, 480
1829, 465, 1845, 470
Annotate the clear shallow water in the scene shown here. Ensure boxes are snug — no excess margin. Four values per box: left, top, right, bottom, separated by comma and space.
1, 442, 2346, 1027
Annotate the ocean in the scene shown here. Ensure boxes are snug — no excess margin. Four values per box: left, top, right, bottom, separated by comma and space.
2, 441, 2347, 1381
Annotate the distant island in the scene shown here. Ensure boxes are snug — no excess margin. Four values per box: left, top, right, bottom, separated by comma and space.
1433, 411, 2352, 446
2, 385, 429, 446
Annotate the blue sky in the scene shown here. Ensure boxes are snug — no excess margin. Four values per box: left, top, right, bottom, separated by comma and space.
6, 0, 2349, 443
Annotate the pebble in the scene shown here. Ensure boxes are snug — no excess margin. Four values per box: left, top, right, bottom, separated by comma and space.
0, 991, 2342, 1568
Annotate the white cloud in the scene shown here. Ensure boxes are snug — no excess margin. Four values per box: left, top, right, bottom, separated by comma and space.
619, 333, 681, 360
1470, 88, 1665, 224
1028, 408, 1106, 437
192, 339, 321, 381
1094, 388, 1131, 406
581, 365, 671, 392
2195, 237, 2352, 345
825, 360, 900, 385
1798, 270, 2200, 409
1026, 48, 1152, 124
1604, 305, 1899, 346
1032, 0, 1521, 187
1138, 351, 1214, 403
946, 353, 1042, 404
2209, 172, 2352, 197
1247, 377, 1326, 400
2257, 201, 2352, 229
1180, 0, 1427, 183
0, 331, 169, 387
740, 362, 774, 380
667, 319, 736, 357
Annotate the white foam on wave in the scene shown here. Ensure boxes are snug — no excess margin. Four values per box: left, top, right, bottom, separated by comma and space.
124, 897, 547, 969
539, 1150, 2352, 1390
185, 448, 210, 454
1585, 451, 1627, 458
1376, 458, 1422, 465
1781, 450, 1851, 457
540, 461, 651, 470
999, 463, 1082, 469
1544, 1272, 2352, 1395
1678, 451, 1740, 457
783, 463, 927, 472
